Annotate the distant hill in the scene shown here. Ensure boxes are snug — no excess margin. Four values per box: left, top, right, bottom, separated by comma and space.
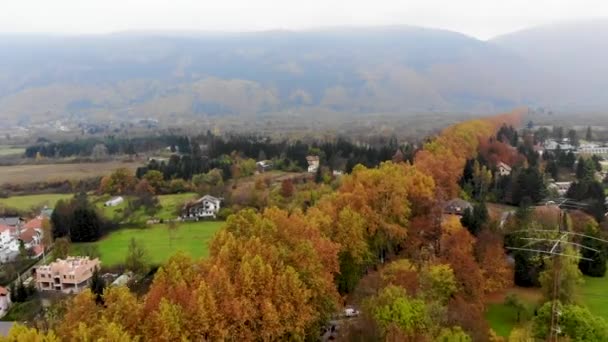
491, 19, 608, 110
0, 24, 605, 126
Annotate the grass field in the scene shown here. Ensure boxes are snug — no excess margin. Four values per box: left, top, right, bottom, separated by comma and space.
92, 192, 198, 224
485, 287, 542, 337
0, 193, 72, 211
0, 160, 141, 185
580, 275, 608, 319
73, 221, 223, 266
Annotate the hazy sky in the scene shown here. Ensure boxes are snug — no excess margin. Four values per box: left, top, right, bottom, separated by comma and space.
1, 0, 606, 39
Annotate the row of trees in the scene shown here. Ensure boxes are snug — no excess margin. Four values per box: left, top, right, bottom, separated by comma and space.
51, 193, 107, 243
24, 135, 182, 158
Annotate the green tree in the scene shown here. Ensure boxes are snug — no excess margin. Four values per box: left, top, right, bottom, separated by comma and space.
533, 301, 608, 341
52, 237, 71, 260
435, 326, 471, 342
579, 222, 607, 277
143, 170, 165, 193
365, 285, 430, 340
124, 238, 149, 275
419, 264, 458, 304
504, 293, 526, 323
576, 157, 596, 181
586, 126, 593, 141
90, 267, 105, 304
539, 246, 584, 304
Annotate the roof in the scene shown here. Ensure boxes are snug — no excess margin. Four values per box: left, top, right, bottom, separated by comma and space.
444, 198, 473, 212
32, 244, 44, 257
106, 196, 124, 202
497, 162, 512, 171
0, 322, 15, 337
0, 218, 21, 227
24, 218, 42, 230
0, 287, 8, 296
40, 207, 54, 218
0, 225, 11, 234
197, 195, 221, 203
19, 228, 38, 244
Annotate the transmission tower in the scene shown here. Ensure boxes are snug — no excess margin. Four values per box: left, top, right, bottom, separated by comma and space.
506, 199, 608, 342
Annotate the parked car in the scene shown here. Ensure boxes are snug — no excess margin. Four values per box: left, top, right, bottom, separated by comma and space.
344, 307, 360, 317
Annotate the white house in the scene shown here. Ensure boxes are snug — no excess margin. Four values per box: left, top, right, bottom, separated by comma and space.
104, 196, 124, 207
497, 162, 512, 177
548, 182, 572, 196
306, 156, 320, 173
184, 195, 221, 219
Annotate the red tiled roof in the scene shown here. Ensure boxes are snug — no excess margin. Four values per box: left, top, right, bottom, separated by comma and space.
32, 244, 44, 257
19, 228, 37, 243
24, 218, 42, 230
0, 225, 10, 233
0, 287, 8, 296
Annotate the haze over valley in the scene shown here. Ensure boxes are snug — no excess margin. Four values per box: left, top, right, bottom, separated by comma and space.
1, 20, 607, 128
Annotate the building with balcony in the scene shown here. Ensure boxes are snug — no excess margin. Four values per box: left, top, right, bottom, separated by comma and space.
35, 257, 100, 294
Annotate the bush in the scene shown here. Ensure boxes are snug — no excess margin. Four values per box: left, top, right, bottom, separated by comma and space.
217, 207, 234, 221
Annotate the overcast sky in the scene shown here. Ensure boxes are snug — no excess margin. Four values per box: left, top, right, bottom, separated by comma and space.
1, 0, 606, 40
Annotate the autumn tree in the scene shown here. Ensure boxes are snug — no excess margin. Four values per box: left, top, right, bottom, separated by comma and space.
476, 230, 513, 294
143, 170, 165, 193
280, 178, 295, 198
99, 168, 136, 195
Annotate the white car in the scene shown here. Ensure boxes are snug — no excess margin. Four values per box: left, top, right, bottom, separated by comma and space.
344, 307, 360, 317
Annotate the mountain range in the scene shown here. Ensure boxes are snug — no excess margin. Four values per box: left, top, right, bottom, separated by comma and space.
0, 20, 606, 126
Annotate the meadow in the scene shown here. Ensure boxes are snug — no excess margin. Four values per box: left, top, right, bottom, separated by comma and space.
73, 221, 224, 266
92, 192, 199, 224
486, 273, 608, 338
0, 193, 72, 211
0, 160, 141, 185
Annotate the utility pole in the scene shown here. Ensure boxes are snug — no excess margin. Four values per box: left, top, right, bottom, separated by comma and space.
506, 199, 607, 341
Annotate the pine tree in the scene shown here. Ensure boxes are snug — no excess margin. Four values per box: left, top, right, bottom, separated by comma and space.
90, 267, 106, 304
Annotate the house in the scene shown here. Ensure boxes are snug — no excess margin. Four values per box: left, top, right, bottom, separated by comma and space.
306, 156, 320, 173
256, 160, 273, 173
183, 195, 221, 219
0, 225, 19, 263
0, 287, 10, 317
548, 182, 572, 196
497, 162, 512, 177
444, 198, 473, 216
0, 217, 23, 228
104, 196, 124, 207
35, 256, 100, 294
544, 140, 575, 151
40, 206, 54, 219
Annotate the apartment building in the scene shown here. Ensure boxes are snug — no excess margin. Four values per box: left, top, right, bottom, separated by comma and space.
35, 257, 100, 294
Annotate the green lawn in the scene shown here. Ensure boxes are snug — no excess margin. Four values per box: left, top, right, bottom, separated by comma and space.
485, 287, 541, 338
73, 221, 223, 266
92, 192, 198, 225
486, 303, 520, 338
0, 193, 72, 211
580, 275, 608, 320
